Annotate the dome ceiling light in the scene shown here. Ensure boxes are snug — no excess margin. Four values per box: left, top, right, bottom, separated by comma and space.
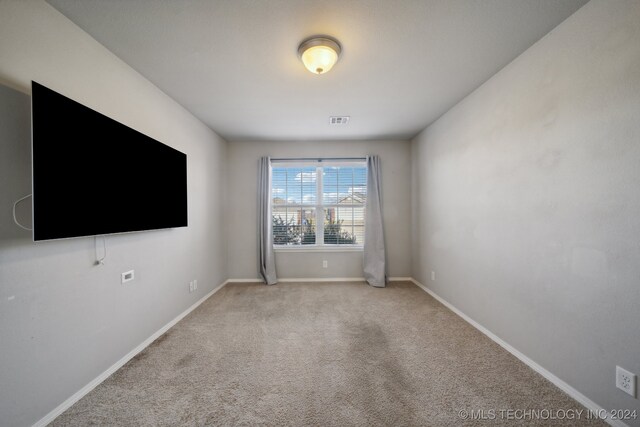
298, 36, 341, 75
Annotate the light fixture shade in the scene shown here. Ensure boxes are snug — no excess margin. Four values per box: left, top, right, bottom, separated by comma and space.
298, 37, 341, 75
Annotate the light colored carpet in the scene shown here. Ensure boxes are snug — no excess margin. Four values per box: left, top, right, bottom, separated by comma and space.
52, 281, 604, 426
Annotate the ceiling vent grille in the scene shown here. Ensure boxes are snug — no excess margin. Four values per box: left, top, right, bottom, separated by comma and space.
329, 116, 350, 125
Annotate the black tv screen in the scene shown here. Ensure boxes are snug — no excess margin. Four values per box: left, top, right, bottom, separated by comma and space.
31, 81, 187, 241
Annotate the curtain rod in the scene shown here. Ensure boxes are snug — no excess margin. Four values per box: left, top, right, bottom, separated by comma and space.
270, 157, 366, 162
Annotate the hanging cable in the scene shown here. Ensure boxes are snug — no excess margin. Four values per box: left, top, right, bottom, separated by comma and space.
12, 194, 33, 231
95, 235, 107, 266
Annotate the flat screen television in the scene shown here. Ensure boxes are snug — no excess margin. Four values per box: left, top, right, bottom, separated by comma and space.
31, 81, 188, 241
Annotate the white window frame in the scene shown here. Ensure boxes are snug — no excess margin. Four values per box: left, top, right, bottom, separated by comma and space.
271, 160, 366, 252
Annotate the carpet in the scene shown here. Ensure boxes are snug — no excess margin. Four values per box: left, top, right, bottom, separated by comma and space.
52, 281, 605, 426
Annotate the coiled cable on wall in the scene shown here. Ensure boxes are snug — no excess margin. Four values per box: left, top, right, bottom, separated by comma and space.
13, 193, 108, 265
12, 194, 33, 231
95, 235, 107, 266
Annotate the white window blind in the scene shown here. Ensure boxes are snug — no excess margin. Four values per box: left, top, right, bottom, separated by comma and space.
271, 162, 367, 247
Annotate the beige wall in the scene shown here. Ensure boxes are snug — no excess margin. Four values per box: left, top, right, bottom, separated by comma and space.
227, 140, 411, 279
412, 0, 640, 419
0, 1, 227, 425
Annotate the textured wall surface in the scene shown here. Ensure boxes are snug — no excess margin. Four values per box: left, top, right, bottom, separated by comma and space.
227, 140, 411, 280
0, 2, 227, 425
412, 0, 640, 420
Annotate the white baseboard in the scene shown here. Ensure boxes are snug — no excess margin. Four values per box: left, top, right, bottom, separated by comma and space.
225, 278, 263, 283
33, 280, 229, 427
226, 277, 411, 284
278, 277, 366, 282
388, 276, 413, 282
409, 278, 627, 427
226, 277, 366, 283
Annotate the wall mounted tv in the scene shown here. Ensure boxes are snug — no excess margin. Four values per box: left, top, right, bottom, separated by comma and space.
31, 81, 187, 241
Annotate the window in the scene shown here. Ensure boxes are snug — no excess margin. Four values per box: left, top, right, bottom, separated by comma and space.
272, 162, 367, 248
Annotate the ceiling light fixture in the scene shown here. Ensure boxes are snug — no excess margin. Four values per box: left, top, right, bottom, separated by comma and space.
298, 36, 341, 75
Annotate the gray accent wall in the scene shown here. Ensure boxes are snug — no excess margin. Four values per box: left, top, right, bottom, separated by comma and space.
0, 2, 227, 426
411, 0, 640, 419
227, 140, 411, 280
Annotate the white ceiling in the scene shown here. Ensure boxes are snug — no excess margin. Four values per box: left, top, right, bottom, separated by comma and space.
47, 0, 588, 142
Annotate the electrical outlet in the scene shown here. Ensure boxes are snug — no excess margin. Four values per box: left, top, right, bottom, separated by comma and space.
322, 260, 328, 268
121, 270, 135, 284
193, 280, 198, 290
431, 271, 436, 281
616, 366, 637, 397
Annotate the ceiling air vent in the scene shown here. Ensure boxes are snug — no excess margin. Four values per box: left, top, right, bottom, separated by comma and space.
329, 116, 350, 125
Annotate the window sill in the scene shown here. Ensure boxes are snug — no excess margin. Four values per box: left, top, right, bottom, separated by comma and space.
274, 245, 364, 253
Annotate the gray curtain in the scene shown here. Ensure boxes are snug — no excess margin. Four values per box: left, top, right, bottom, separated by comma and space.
363, 155, 386, 287
258, 157, 277, 285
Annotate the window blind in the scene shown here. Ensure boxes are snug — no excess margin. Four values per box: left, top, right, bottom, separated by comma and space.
271, 162, 367, 246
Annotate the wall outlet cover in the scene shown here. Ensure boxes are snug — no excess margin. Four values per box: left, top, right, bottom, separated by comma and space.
616, 366, 637, 397
121, 270, 135, 284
